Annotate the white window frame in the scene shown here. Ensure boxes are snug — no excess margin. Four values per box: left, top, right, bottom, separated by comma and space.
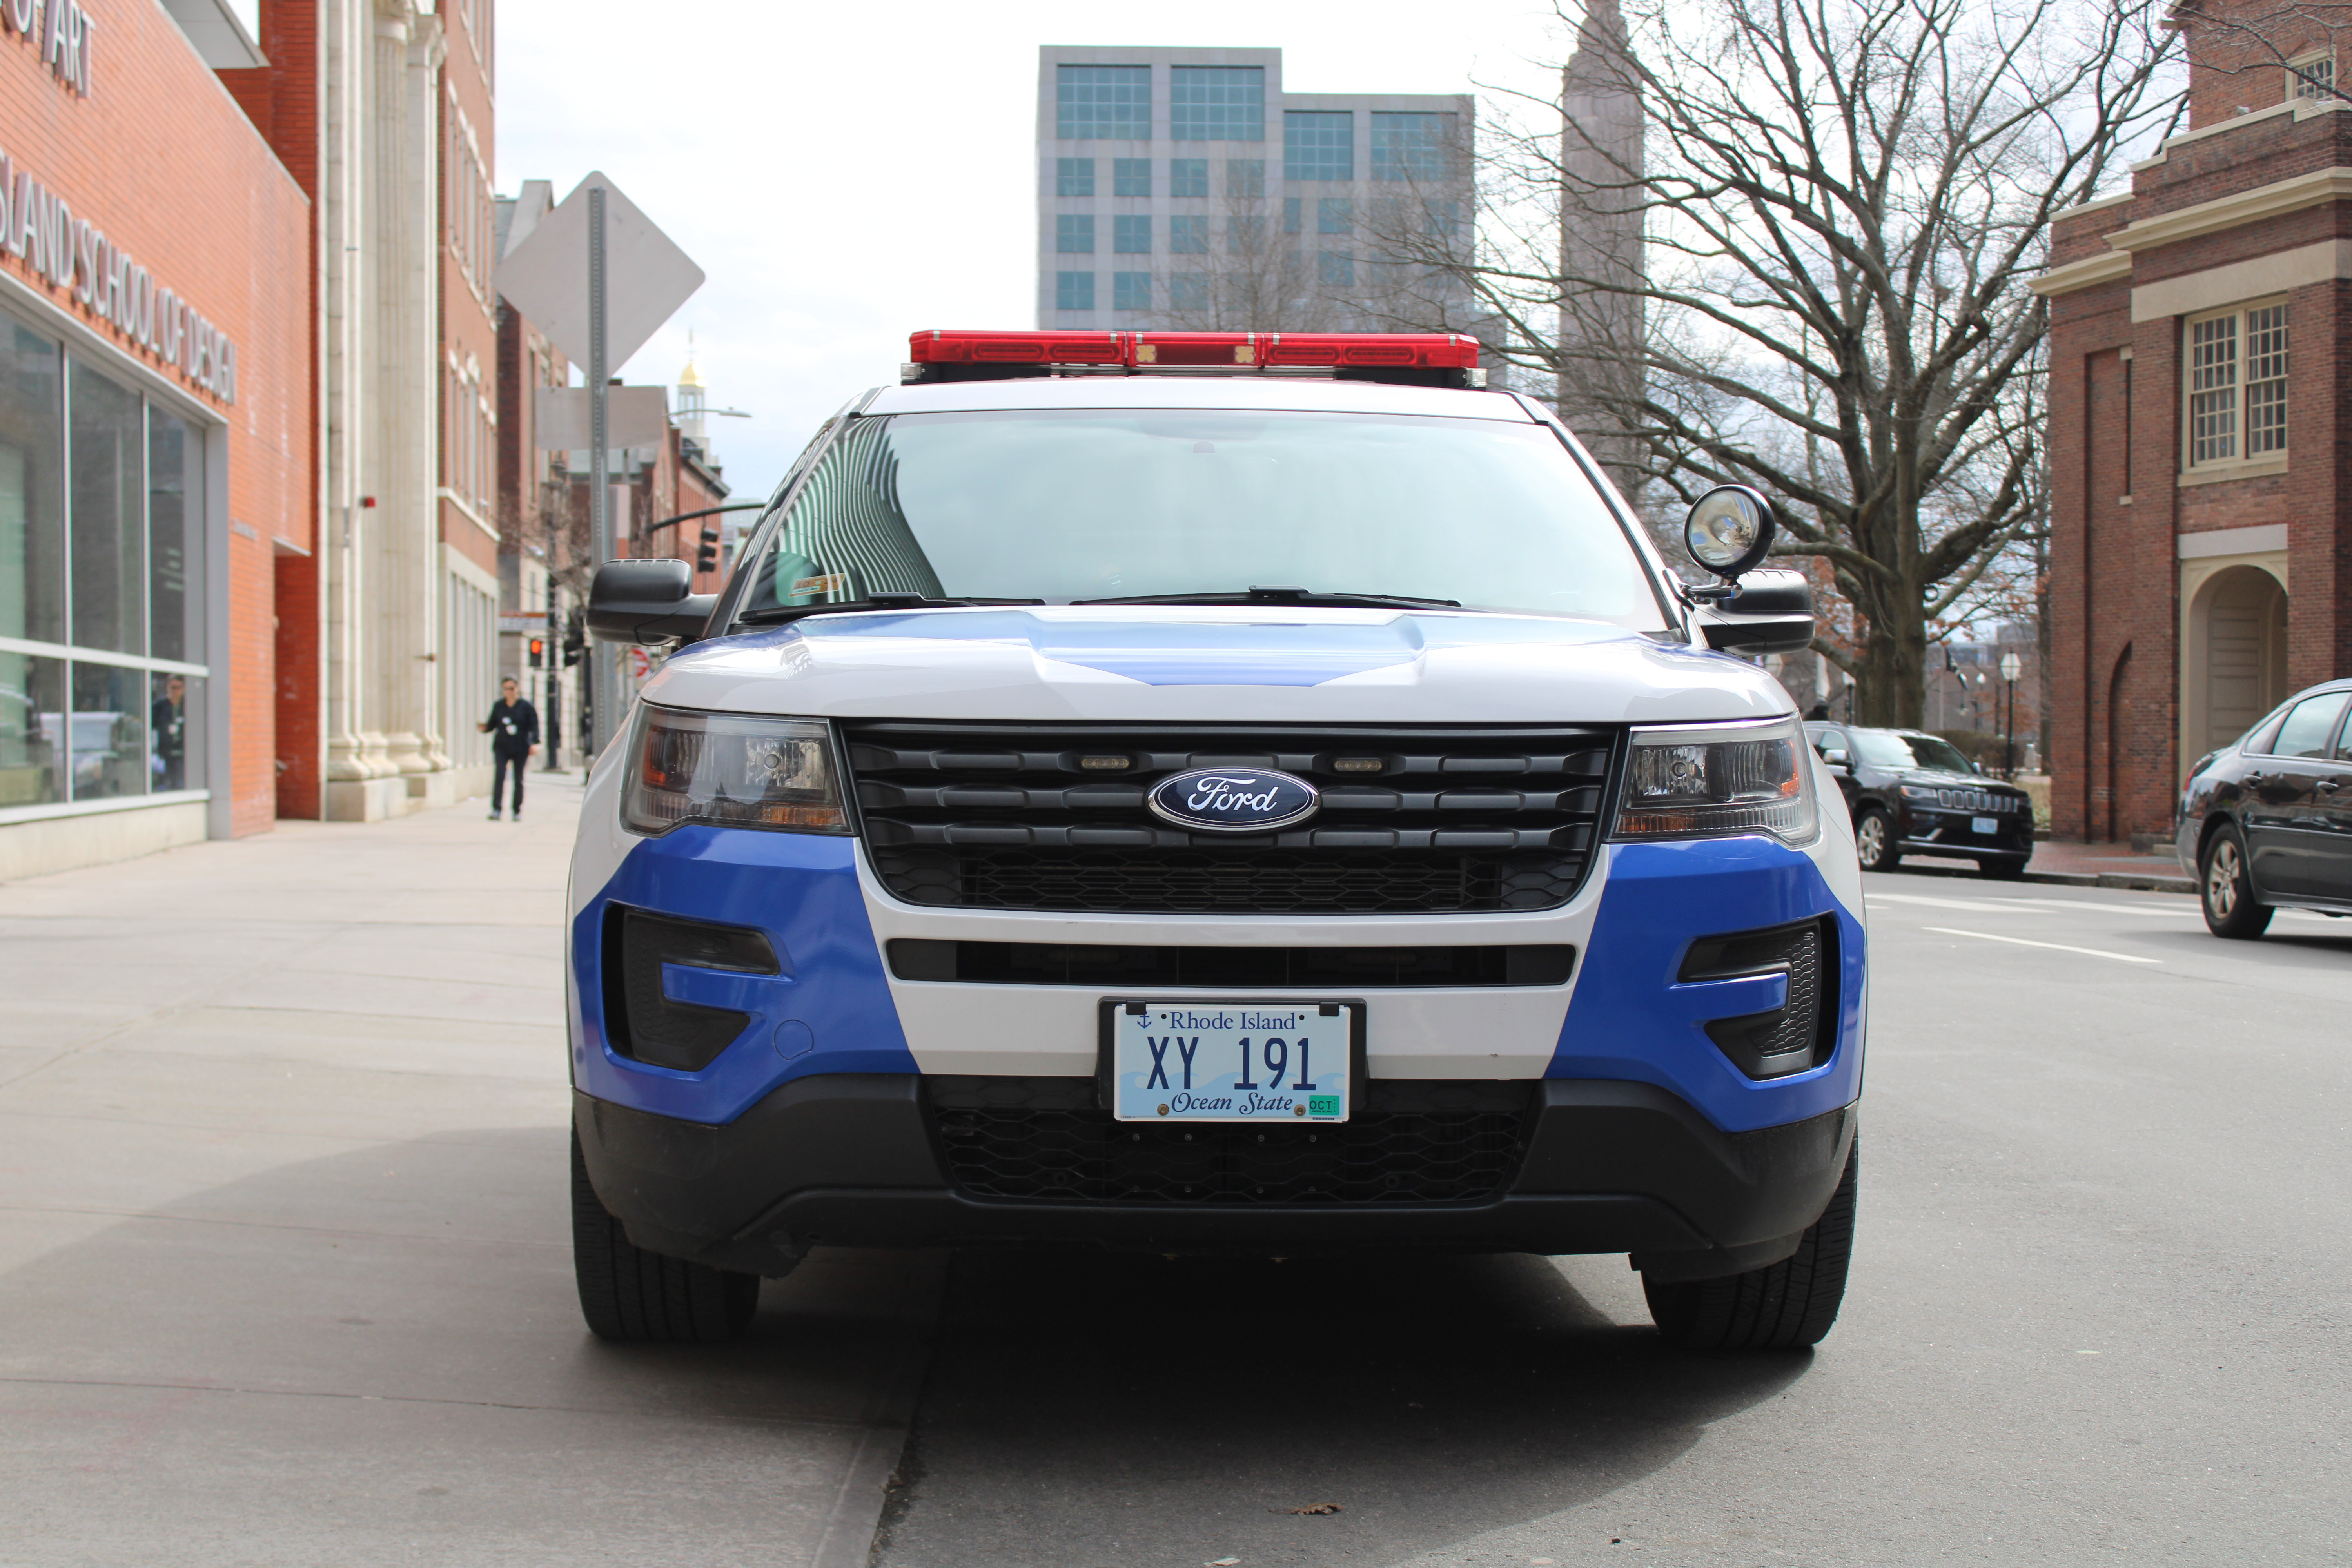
2183, 298, 2290, 473
2288, 47, 2336, 102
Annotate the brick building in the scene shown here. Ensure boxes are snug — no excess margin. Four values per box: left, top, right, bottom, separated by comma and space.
0, 0, 310, 879
2038, 0, 2352, 842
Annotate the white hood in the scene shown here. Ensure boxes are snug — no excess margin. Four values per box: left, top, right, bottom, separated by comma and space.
638, 604, 1791, 725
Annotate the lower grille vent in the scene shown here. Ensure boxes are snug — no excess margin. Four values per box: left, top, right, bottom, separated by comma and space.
927, 1076, 1532, 1205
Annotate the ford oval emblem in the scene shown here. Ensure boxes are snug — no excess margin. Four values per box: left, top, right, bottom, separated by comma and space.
1147, 767, 1321, 833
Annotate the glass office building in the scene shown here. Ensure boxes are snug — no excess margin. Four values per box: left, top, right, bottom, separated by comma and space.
1036, 47, 1477, 334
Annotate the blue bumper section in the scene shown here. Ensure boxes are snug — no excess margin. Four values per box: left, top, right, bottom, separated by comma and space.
1552, 839, 1865, 1133
569, 829, 916, 1124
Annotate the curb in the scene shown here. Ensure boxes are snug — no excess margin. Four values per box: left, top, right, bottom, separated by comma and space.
1890, 862, 2196, 896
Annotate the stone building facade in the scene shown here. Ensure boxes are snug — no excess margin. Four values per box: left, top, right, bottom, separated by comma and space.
229, 0, 501, 822
2036, 0, 2352, 842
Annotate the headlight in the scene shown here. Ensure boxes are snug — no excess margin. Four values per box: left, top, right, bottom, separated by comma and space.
1900, 785, 1938, 801
1612, 716, 1818, 844
622, 706, 851, 835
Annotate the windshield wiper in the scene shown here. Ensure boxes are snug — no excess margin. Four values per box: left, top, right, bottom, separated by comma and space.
1072, 586, 1462, 610
737, 593, 1045, 626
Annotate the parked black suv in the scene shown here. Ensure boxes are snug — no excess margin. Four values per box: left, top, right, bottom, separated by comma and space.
1805, 724, 2034, 877
2176, 678, 2352, 938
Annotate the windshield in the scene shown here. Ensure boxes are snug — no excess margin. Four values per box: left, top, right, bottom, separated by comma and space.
1848, 729, 1976, 773
733, 409, 1664, 626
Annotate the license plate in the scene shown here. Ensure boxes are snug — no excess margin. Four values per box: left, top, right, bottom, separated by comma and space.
1973, 815, 1999, 835
1106, 1001, 1355, 1123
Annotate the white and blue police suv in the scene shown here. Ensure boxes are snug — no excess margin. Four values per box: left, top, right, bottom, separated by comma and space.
566, 330, 1864, 1351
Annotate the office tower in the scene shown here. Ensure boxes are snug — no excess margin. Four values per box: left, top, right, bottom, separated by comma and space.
1036, 47, 1477, 336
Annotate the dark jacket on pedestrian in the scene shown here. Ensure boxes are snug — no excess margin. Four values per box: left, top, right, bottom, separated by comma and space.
484, 697, 540, 755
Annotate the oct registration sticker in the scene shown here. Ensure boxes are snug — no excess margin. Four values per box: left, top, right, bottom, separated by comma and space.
1109, 1002, 1354, 1123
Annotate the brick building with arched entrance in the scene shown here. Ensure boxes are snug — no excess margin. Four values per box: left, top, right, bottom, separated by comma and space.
2037, 0, 2350, 842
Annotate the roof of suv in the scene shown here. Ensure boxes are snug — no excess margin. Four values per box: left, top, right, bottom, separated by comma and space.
866, 375, 1542, 421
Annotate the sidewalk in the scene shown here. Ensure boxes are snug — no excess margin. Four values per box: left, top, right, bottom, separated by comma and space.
0, 776, 934, 1566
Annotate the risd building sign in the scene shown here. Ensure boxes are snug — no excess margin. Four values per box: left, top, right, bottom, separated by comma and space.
0, 0, 237, 404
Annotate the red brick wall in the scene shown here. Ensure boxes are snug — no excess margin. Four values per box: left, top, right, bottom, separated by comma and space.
2046, 11, 2352, 842
227, 0, 325, 818
2183, 0, 2352, 130
0, 0, 312, 838
438, 2, 500, 584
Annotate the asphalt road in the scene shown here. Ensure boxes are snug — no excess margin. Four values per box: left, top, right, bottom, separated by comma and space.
874, 873, 2352, 1568
5, 803, 2348, 1566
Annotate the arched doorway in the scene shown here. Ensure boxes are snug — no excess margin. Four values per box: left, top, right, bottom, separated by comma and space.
2187, 564, 2288, 756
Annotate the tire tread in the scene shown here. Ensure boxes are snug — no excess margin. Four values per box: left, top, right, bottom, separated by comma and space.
1644, 1138, 1857, 1351
571, 1129, 758, 1343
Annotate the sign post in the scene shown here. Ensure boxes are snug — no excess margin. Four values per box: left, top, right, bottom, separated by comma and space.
588, 187, 612, 760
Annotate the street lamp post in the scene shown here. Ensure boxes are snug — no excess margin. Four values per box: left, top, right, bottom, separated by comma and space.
2000, 651, 2024, 777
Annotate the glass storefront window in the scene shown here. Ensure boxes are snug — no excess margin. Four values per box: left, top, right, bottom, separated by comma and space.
70, 360, 147, 656
68, 661, 147, 801
149, 410, 203, 665
0, 313, 213, 821
0, 652, 65, 808
0, 323, 64, 648
148, 670, 201, 792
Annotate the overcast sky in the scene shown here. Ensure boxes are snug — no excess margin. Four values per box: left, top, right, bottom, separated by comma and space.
492, 0, 1573, 503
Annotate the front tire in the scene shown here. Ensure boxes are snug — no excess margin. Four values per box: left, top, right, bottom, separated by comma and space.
2200, 825, 2272, 940
1645, 1139, 1857, 1351
572, 1129, 760, 1342
1854, 808, 1900, 872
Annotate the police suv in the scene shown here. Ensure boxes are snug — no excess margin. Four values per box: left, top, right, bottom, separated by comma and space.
567, 330, 1866, 1352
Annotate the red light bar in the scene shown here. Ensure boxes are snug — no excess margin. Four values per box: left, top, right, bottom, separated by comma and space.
907, 330, 1481, 374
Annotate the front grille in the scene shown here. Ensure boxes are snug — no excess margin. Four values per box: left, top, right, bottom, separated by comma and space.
1678, 918, 1836, 1079
927, 1076, 1533, 1205
843, 722, 1613, 914
885, 938, 1577, 988
1933, 787, 2023, 813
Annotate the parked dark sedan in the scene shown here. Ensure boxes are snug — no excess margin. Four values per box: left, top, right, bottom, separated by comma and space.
2176, 678, 2352, 938
1805, 723, 2034, 877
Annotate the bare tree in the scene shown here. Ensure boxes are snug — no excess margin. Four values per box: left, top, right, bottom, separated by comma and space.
1457, 0, 2181, 725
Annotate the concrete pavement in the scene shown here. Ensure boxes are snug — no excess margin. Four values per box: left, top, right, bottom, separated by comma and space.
0, 779, 936, 1567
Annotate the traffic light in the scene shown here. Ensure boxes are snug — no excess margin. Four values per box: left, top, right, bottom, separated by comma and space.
695, 524, 720, 574
527, 636, 545, 670
561, 612, 585, 669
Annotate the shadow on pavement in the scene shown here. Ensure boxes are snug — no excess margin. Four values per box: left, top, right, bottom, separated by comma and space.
875, 1245, 1812, 1568
0, 1128, 938, 1564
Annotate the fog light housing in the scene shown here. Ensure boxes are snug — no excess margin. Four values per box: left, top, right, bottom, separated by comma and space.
1679, 917, 1836, 1079
603, 907, 780, 1072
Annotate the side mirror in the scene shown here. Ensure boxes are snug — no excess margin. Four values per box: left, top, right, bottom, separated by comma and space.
1695, 567, 1815, 656
1822, 747, 1850, 768
1684, 485, 1778, 579
586, 558, 717, 645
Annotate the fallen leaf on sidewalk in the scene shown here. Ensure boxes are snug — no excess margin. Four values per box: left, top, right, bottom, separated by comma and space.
1288, 1503, 1343, 1515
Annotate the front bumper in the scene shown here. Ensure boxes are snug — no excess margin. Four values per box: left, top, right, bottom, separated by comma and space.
575, 1073, 1857, 1282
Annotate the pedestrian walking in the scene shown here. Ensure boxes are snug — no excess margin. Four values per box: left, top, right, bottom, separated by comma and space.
479, 677, 539, 821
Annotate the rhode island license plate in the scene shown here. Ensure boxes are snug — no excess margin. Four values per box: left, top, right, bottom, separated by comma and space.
1107, 1000, 1356, 1123
1973, 815, 1998, 835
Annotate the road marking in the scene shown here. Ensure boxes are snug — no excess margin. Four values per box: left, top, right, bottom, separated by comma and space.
2001, 897, 2199, 917
1920, 927, 2163, 964
1869, 892, 2049, 914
